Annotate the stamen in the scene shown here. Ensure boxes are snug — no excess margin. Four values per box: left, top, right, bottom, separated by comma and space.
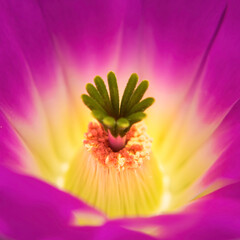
83, 122, 152, 170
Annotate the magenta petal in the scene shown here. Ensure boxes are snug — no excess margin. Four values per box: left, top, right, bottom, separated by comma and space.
199, 0, 240, 121
172, 182, 240, 240
0, 111, 27, 169
112, 182, 240, 240
38, 0, 127, 72
0, 166, 105, 240
0, 20, 33, 117
0, 166, 158, 240
138, 0, 227, 85
0, 0, 64, 118
203, 99, 240, 184
1, 0, 58, 90
38, 0, 227, 84
93, 223, 156, 240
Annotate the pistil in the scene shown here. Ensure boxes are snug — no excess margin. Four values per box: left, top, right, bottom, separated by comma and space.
81, 71, 154, 151
108, 131, 126, 151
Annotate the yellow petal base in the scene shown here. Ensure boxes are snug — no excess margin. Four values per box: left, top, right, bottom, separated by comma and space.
64, 146, 163, 218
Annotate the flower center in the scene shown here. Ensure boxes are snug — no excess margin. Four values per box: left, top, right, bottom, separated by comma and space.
64, 72, 163, 218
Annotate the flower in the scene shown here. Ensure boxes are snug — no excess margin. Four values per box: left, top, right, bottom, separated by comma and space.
0, 0, 240, 239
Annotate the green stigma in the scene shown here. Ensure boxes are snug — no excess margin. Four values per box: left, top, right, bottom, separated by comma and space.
82, 71, 154, 139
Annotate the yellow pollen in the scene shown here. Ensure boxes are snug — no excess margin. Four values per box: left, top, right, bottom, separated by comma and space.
83, 122, 152, 171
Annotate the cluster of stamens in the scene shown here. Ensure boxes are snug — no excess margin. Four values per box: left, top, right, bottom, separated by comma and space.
83, 121, 152, 171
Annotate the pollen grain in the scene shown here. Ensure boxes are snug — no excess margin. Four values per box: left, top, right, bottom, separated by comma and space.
83, 122, 152, 171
